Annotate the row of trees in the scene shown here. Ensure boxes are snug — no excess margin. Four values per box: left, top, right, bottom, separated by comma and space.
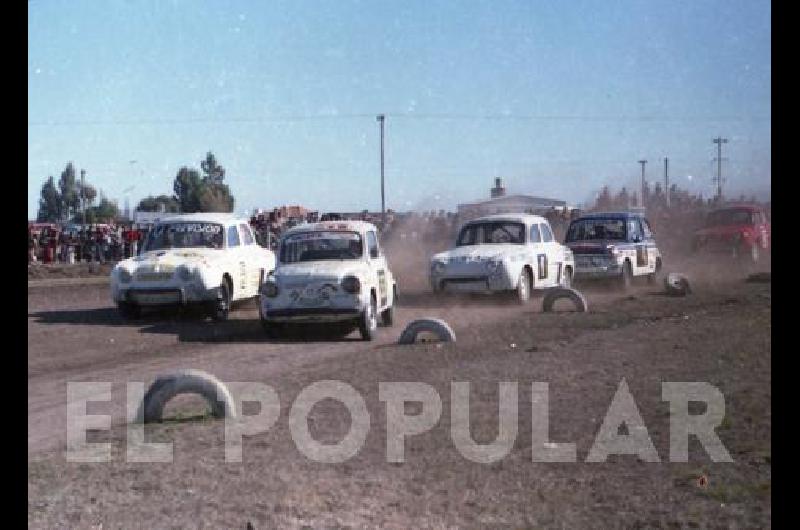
35, 152, 236, 223
137, 152, 235, 214
592, 181, 760, 212
36, 163, 119, 223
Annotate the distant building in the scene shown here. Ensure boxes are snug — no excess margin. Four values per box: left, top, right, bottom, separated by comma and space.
457, 179, 566, 220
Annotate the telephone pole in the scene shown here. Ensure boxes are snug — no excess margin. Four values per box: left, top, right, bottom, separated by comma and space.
376, 114, 386, 227
712, 137, 728, 202
80, 169, 86, 227
638, 160, 647, 210
664, 157, 670, 208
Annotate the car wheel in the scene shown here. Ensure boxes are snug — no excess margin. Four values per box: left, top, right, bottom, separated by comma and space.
359, 295, 378, 341
117, 301, 141, 319
620, 260, 633, 290
749, 242, 760, 264
211, 280, 231, 322
647, 258, 662, 284
381, 303, 394, 326
516, 268, 531, 304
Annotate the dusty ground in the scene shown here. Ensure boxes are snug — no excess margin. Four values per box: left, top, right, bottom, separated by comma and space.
28, 239, 770, 528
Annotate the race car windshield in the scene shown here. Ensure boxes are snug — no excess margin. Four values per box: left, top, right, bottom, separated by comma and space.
457, 222, 525, 246
565, 219, 627, 241
280, 231, 363, 263
706, 208, 754, 226
142, 222, 224, 251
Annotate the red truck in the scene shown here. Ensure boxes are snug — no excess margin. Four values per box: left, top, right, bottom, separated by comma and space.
691, 204, 770, 263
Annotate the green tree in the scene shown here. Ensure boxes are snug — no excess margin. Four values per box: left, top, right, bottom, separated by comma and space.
197, 182, 235, 212
36, 176, 61, 222
173, 166, 203, 213
58, 162, 79, 221
84, 195, 120, 224
200, 151, 225, 184
137, 195, 180, 213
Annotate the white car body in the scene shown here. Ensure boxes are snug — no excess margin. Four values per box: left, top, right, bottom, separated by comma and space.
430, 214, 575, 296
260, 220, 396, 329
110, 213, 276, 316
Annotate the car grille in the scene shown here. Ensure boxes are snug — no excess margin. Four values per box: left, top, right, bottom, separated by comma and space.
136, 272, 174, 282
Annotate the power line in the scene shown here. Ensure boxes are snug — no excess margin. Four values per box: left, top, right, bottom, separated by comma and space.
27, 112, 771, 127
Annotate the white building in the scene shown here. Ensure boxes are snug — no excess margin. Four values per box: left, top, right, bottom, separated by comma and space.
457, 178, 566, 220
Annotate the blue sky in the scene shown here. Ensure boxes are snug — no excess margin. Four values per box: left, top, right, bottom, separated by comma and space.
28, 0, 771, 218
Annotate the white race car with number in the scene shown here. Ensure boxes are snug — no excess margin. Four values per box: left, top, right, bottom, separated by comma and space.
110, 213, 276, 320
259, 220, 397, 341
430, 214, 575, 303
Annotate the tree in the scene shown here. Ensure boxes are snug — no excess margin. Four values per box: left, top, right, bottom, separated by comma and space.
36, 176, 61, 222
137, 195, 180, 213
58, 162, 79, 222
84, 195, 120, 224
80, 183, 97, 208
200, 151, 225, 184
173, 166, 203, 213
196, 182, 234, 212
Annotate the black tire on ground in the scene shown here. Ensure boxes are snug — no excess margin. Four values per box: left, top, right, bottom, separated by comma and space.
748, 242, 760, 264
542, 287, 589, 313
647, 258, 662, 285
620, 260, 633, 290
135, 369, 236, 423
117, 301, 141, 319
359, 294, 378, 341
260, 319, 283, 339
516, 267, 532, 304
397, 318, 457, 344
211, 279, 231, 321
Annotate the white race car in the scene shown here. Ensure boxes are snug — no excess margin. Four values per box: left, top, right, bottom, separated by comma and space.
110, 213, 276, 320
259, 220, 397, 340
430, 213, 575, 303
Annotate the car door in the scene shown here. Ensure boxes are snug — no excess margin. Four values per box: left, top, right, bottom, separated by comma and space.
366, 230, 390, 310
529, 223, 549, 287
238, 223, 262, 295
640, 218, 658, 272
628, 218, 648, 275
226, 224, 247, 299
537, 223, 561, 287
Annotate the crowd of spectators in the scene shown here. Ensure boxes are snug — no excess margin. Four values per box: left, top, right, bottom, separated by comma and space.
28, 223, 146, 265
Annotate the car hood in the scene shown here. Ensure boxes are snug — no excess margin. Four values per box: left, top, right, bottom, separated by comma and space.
433, 244, 525, 262
273, 261, 368, 283
120, 248, 219, 270
565, 240, 621, 254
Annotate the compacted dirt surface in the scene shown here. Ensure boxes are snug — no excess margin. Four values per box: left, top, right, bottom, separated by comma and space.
28, 242, 771, 528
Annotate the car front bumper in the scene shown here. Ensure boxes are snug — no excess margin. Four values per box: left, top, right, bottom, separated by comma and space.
573, 255, 622, 280
430, 273, 515, 293
113, 283, 221, 305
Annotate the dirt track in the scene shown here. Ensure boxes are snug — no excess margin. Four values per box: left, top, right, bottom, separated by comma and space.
28, 247, 771, 527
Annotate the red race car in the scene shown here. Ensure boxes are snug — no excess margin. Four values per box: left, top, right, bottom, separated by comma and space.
692, 204, 770, 263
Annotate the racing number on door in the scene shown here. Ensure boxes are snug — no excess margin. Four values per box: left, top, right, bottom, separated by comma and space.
537, 254, 547, 280
636, 246, 648, 267
378, 270, 388, 306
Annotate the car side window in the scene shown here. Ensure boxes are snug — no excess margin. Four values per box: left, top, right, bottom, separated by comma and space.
530, 224, 541, 243
227, 225, 240, 248
540, 223, 554, 243
367, 231, 380, 259
628, 219, 643, 241
239, 223, 255, 245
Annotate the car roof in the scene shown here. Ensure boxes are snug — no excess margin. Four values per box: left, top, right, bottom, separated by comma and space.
572, 211, 644, 221
282, 220, 379, 236
465, 213, 549, 225
158, 213, 244, 225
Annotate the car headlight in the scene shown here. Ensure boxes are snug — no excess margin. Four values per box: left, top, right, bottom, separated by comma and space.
431, 261, 446, 274
262, 281, 279, 297
118, 268, 132, 284
341, 275, 361, 294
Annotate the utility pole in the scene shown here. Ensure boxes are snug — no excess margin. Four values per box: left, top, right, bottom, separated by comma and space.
80, 169, 86, 227
712, 137, 728, 203
664, 157, 670, 208
638, 159, 647, 210
377, 114, 386, 227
